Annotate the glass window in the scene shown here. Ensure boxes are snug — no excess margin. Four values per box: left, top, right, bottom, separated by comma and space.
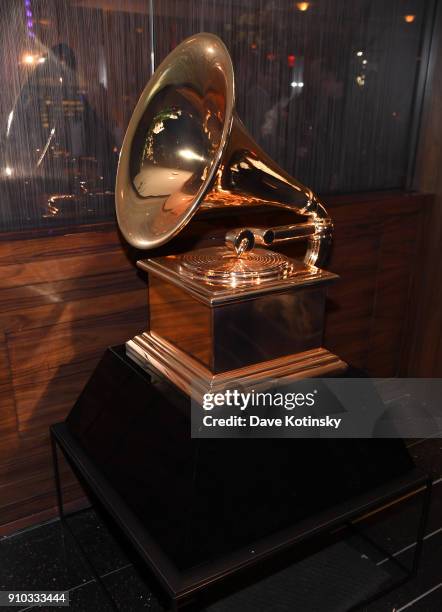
0, 0, 151, 231
154, 0, 430, 193
0, 0, 432, 232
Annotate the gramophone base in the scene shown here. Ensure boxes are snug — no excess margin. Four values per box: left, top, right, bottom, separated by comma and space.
126, 331, 347, 398
141, 253, 338, 373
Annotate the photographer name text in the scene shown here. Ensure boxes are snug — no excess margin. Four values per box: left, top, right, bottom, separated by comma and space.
202, 415, 342, 429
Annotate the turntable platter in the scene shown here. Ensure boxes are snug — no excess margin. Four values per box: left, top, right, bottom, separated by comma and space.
179, 247, 294, 287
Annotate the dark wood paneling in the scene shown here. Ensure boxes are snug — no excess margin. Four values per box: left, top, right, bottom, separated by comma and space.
323, 193, 433, 375
0, 226, 147, 534
0, 192, 431, 534
324, 206, 382, 368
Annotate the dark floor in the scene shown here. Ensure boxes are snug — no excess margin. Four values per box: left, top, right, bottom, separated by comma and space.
0, 437, 441, 612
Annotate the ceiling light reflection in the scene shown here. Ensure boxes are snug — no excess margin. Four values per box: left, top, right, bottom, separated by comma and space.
178, 149, 205, 162
6, 111, 13, 137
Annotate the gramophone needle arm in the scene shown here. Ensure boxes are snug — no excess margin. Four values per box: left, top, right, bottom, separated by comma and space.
225, 222, 324, 253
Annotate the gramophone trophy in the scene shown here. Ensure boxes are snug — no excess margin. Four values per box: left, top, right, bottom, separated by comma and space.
116, 33, 347, 398
61, 34, 416, 604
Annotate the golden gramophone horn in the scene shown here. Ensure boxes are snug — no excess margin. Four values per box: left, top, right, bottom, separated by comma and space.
116, 33, 332, 267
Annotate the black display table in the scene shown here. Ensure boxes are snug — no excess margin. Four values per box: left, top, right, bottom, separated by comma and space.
51, 346, 432, 610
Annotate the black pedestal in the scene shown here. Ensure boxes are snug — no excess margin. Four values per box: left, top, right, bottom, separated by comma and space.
57, 345, 429, 608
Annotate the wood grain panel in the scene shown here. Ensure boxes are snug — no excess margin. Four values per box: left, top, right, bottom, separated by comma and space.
9, 308, 147, 434
324, 193, 430, 375
324, 221, 381, 368
0, 192, 431, 534
365, 210, 422, 375
0, 226, 146, 533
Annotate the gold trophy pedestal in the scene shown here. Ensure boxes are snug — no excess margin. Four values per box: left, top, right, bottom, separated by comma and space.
126, 248, 347, 399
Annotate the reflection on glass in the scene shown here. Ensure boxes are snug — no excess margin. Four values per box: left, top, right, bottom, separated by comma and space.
1, 41, 117, 226
0, 0, 431, 232
154, 0, 428, 195
0, 0, 151, 231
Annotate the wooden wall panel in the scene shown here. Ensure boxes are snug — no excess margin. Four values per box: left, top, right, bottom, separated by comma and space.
0, 192, 432, 534
324, 193, 432, 375
9, 307, 146, 434
323, 206, 382, 369
364, 210, 422, 375
0, 226, 147, 535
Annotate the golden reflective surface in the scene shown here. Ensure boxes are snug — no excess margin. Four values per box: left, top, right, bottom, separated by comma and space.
137, 255, 337, 307
115, 32, 333, 269
127, 332, 347, 400
116, 33, 234, 250
179, 246, 294, 287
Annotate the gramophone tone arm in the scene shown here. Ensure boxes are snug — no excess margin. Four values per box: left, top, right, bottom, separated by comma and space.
225, 211, 333, 266
225, 223, 316, 253
225, 224, 315, 254
252, 222, 317, 245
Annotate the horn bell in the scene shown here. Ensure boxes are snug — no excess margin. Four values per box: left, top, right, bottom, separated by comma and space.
115, 32, 332, 267
116, 33, 234, 250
